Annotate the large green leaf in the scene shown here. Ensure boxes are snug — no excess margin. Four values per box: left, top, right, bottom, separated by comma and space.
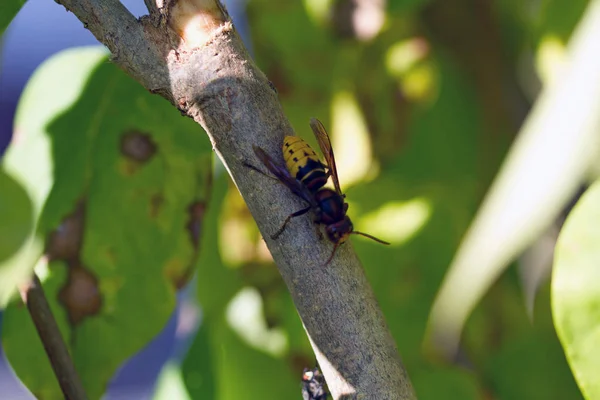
0, 168, 35, 303
2, 47, 212, 399
0, 169, 32, 262
0, 0, 26, 35
553, 181, 600, 399
1, 47, 107, 306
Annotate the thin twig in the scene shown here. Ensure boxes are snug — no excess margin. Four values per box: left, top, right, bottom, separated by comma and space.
19, 275, 87, 400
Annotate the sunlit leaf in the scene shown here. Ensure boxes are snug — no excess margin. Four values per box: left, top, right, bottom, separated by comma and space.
153, 363, 191, 400
0, 170, 33, 262
2, 46, 212, 399
1, 47, 107, 308
553, 181, 600, 399
0, 169, 35, 304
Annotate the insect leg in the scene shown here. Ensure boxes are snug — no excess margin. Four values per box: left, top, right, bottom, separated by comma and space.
313, 222, 324, 240
324, 241, 344, 266
272, 205, 312, 239
243, 161, 279, 181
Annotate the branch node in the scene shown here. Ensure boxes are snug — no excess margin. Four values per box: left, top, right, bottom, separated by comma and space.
168, 0, 230, 50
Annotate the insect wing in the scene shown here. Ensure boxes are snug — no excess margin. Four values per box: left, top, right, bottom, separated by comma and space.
252, 146, 316, 206
310, 118, 342, 195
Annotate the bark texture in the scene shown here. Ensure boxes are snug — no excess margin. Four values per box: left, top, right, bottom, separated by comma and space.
52, 0, 416, 398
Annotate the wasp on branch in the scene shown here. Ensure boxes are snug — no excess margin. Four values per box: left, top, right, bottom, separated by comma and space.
249, 118, 389, 265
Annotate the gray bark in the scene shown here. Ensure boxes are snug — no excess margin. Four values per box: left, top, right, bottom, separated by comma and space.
52, 0, 416, 398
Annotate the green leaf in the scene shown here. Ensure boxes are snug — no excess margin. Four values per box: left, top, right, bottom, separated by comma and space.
215, 318, 298, 400
182, 172, 238, 399
196, 172, 242, 317
553, 181, 600, 399
537, 0, 589, 42
412, 367, 480, 400
2, 46, 213, 399
1, 47, 107, 307
0, 169, 32, 262
183, 171, 302, 400
485, 330, 582, 399
0, 0, 26, 35
183, 316, 298, 400
182, 323, 217, 399
0, 168, 35, 304
153, 363, 192, 400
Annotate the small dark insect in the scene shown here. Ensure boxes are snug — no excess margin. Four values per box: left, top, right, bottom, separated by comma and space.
301, 367, 328, 400
250, 118, 389, 265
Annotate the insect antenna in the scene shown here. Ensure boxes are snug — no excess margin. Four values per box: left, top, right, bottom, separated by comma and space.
351, 231, 390, 245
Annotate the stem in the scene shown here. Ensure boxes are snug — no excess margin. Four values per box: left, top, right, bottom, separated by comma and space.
19, 275, 87, 400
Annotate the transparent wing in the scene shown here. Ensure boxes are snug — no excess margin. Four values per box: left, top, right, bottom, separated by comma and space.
252, 145, 317, 207
310, 118, 342, 195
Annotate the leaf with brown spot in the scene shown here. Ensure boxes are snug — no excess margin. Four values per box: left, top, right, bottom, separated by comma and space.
2, 48, 213, 399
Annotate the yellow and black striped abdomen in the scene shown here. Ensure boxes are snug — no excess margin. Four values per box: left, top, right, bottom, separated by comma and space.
283, 136, 328, 192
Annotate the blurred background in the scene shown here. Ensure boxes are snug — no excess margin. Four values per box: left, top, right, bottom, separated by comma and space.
0, 0, 595, 399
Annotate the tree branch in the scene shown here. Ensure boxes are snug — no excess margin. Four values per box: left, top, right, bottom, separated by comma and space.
19, 275, 87, 400
52, 0, 416, 397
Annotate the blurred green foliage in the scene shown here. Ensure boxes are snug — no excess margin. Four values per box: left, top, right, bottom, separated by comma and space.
1, 0, 598, 399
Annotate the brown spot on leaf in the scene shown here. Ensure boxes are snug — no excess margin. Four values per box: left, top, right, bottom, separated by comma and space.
46, 201, 86, 262
172, 264, 196, 290
150, 193, 164, 218
165, 200, 207, 289
120, 131, 157, 163
186, 201, 207, 249
58, 263, 102, 325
